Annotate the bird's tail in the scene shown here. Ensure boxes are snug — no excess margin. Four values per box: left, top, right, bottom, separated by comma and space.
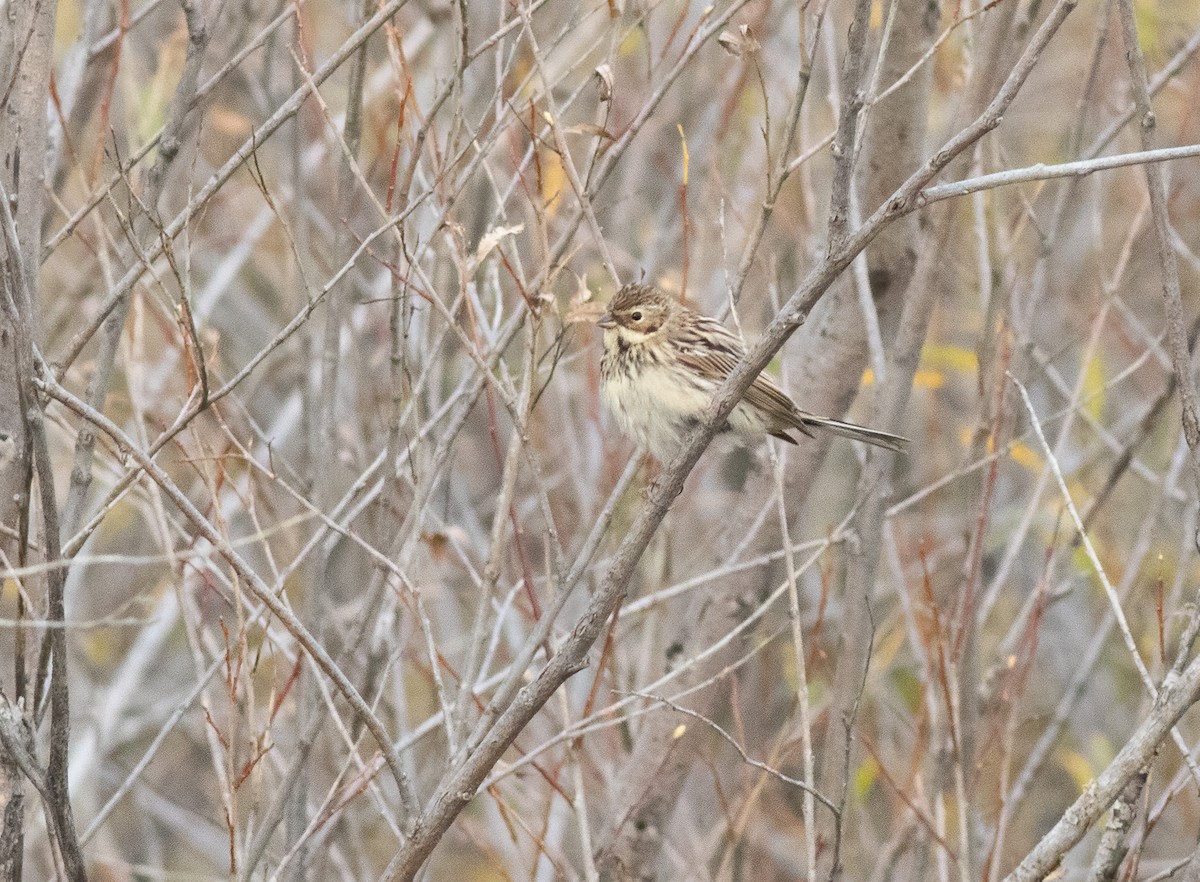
800, 415, 909, 452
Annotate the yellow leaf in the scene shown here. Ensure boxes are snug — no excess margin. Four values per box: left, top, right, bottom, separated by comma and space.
1067, 479, 1090, 513
862, 367, 943, 388
1083, 352, 1106, 423
1134, 0, 1161, 59
467, 867, 511, 882
1088, 733, 1115, 770
83, 628, 119, 667
55, 2, 83, 54
1058, 748, 1093, 792
862, 345, 973, 388
737, 84, 762, 120
853, 755, 880, 801
872, 622, 906, 673
131, 21, 188, 147
921, 343, 978, 375
1009, 442, 1043, 472
913, 369, 944, 389
677, 125, 689, 186
1071, 542, 1093, 579
888, 667, 923, 713
619, 27, 645, 57
539, 150, 565, 215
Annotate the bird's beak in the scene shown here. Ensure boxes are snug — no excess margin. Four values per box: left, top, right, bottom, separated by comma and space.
598, 312, 616, 329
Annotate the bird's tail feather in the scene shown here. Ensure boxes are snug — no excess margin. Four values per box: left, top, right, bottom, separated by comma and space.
800, 416, 909, 452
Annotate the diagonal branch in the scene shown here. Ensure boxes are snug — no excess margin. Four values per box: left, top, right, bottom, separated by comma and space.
378, 1, 1080, 876
34, 368, 422, 820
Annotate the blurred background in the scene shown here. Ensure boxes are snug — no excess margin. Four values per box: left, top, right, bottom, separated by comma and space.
4, 0, 1200, 878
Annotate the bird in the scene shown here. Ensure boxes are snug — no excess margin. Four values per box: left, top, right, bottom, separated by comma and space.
598, 283, 908, 461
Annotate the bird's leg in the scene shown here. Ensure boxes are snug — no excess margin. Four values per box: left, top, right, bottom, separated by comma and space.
641, 455, 661, 498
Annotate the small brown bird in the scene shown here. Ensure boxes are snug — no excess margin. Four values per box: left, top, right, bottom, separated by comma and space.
598, 283, 907, 460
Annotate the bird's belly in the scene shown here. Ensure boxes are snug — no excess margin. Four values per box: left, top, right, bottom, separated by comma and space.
603, 363, 713, 459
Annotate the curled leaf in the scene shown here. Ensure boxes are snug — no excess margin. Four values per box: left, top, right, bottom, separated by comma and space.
593, 63, 614, 102
474, 223, 524, 264
718, 24, 760, 57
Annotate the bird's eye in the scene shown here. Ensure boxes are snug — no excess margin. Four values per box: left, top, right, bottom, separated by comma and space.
631, 311, 643, 322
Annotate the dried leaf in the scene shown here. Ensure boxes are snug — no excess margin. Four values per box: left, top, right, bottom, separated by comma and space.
474, 223, 524, 264
718, 24, 760, 57
593, 63, 614, 101
422, 531, 449, 562
571, 273, 593, 304
563, 123, 616, 140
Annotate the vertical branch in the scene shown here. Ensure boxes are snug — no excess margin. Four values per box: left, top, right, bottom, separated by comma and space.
60, 0, 211, 538
1, 0, 59, 722
821, 213, 942, 880
313, 0, 371, 481
1115, 0, 1200, 504
0, 1, 89, 877
813, 0, 938, 877
775, 452, 818, 882
291, 3, 385, 867
0, 185, 87, 880
0, 696, 27, 879
729, 1, 827, 303
587, 9, 832, 868
825, 0, 875, 253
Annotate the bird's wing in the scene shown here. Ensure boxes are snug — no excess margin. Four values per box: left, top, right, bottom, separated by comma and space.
670, 313, 910, 452
670, 316, 803, 429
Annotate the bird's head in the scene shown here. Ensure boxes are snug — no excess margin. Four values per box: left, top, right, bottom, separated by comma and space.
598, 283, 676, 343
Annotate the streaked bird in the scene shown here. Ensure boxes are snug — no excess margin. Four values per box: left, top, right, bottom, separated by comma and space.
598, 283, 908, 460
